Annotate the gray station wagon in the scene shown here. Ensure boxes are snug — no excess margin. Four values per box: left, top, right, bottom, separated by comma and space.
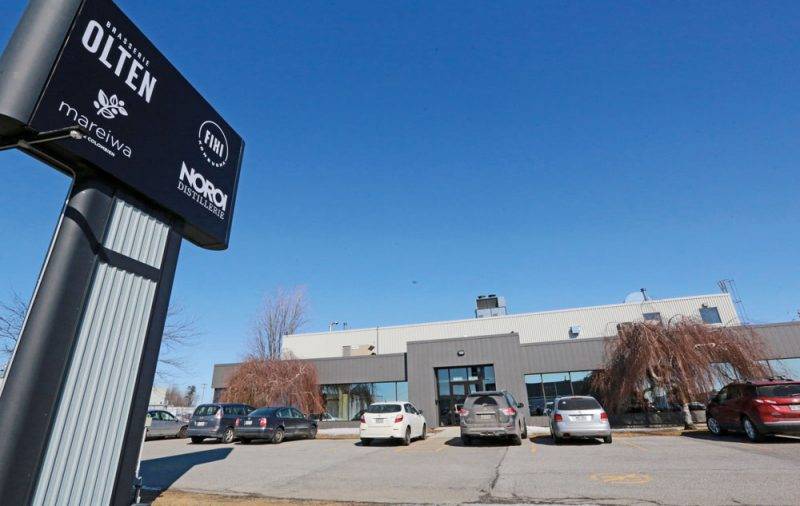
188, 403, 254, 444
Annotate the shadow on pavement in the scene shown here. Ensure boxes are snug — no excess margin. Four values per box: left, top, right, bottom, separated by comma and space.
444, 436, 519, 447
681, 431, 800, 444
530, 435, 602, 446
140, 447, 233, 499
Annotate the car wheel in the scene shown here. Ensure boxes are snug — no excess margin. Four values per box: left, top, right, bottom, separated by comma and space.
420, 424, 427, 440
308, 425, 318, 439
240, 438, 251, 445
401, 426, 411, 446
742, 417, 763, 442
553, 434, 563, 445
707, 416, 726, 436
190, 436, 204, 444
603, 435, 612, 444
177, 426, 187, 439
461, 435, 471, 446
221, 427, 235, 444
272, 428, 285, 444
360, 438, 371, 446
511, 433, 522, 446
521, 422, 528, 439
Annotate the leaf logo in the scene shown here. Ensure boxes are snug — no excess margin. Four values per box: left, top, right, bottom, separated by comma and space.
92, 89, 128, 119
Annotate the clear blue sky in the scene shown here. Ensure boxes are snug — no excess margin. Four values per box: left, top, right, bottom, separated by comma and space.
1, 1, 798, 396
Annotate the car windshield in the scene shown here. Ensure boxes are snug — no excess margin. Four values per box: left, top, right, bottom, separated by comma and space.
193, 405, 219, 416
557, 397, 601, 410
249, 408, 277, 417
367, 404, 401, 413
468, 395, 500, 406
757, 384, 800, 397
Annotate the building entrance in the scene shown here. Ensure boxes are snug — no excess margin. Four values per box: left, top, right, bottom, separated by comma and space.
435, 365, 496, 426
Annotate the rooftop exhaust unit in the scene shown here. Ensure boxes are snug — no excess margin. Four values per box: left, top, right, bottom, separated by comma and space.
475, 294, 507, 318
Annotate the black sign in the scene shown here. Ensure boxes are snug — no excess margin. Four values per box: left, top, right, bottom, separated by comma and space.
24, 0, 243, 249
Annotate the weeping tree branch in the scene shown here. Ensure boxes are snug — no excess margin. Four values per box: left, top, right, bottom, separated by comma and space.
221, 353, 324, 414
590, 318, 771, 428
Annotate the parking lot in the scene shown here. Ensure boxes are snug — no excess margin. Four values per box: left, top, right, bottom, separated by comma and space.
141, 427, 800, 505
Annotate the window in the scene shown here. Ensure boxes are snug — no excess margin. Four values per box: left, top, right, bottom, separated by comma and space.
766, 357, 800, 380
524, 370, 598, 415
161, 411, 176, 421
290, 408, 305, 418
193, 405, 219, 416
249, 407, 277, 417
700, 306, 722, 324
319, 381, 409, 420
367, 404, 401, 413
643, 312, 662, 323
757, 384, 800, 397
277, 408, 292, 418
557, 397, 601, 410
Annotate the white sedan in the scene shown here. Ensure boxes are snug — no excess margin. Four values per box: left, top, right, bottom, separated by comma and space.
359, 402, 427, 446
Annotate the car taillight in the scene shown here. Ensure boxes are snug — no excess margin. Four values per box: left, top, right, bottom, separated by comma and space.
600, 412, 608, 420
458, 408, 469, 417
235, 418, 240, 427
754, 399, 777, 404
553, 413, 563, 422
501, 407, 516, 416
360, 414, 366, 423
394, 414, 404, 423
259, 417, 267, 427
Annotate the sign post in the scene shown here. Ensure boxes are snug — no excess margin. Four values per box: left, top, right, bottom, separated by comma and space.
0, 1, 244, 504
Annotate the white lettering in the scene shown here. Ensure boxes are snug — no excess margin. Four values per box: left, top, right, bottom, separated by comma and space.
81, 20, 104, 53
178, 162, 228, 213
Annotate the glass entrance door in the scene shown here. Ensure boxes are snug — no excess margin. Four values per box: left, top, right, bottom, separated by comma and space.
435, 365, 495, 426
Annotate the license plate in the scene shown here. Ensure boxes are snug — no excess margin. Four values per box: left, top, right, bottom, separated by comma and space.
479, 414, 494, 420
375, 418, 385, 424
197, 421, 206, 426
245, 420, 253, 425
571, 415, 591, 421
790, 405, 800, 411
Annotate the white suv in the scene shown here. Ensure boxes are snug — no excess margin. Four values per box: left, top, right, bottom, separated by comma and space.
359, 402, 427, 446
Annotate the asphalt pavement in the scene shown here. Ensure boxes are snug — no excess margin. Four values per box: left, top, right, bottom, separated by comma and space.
140, 427, 800, 505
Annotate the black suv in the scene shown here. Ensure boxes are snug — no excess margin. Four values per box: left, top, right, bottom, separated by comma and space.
459, 390, 527, 445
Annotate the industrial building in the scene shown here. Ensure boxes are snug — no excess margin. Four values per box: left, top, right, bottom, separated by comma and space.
212, 293, 800, 427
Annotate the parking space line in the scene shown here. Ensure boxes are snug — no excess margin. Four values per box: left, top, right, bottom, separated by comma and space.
619, 439, 648, 451
530, 443, 537, 455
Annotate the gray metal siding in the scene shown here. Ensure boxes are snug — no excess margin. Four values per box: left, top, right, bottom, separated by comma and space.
407, 333, 527, 427
746, 323, 800, 360
211, 354, 407, 391
32, 202, 166, 506
519, 338, 607, 374
311, 354, 406, 385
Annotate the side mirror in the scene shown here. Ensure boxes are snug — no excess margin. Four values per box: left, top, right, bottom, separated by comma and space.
516, 402, 524, 409
418, 410, 424, 415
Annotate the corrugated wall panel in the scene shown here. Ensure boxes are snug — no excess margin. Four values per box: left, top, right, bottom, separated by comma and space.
105, 200, 169, 268
32, 198, 166, 506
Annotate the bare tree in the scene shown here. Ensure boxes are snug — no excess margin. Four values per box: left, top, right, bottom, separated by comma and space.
249, 286, 308, 360
590, 318, 770, 428
221, 354, 324, 414
0, 291, 198, 380
0, 292, 26, 373
155, 303, 201, 381
184, 385, 197, 406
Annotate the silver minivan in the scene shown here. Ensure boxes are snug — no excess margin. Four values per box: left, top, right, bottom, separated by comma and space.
549, 396, 612, 444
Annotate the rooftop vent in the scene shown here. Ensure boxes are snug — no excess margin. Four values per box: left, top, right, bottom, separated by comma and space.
475, 294, 507, 318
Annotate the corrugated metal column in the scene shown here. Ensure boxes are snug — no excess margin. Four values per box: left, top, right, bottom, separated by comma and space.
32, 200, 169, 505
0, 178, 181, 505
